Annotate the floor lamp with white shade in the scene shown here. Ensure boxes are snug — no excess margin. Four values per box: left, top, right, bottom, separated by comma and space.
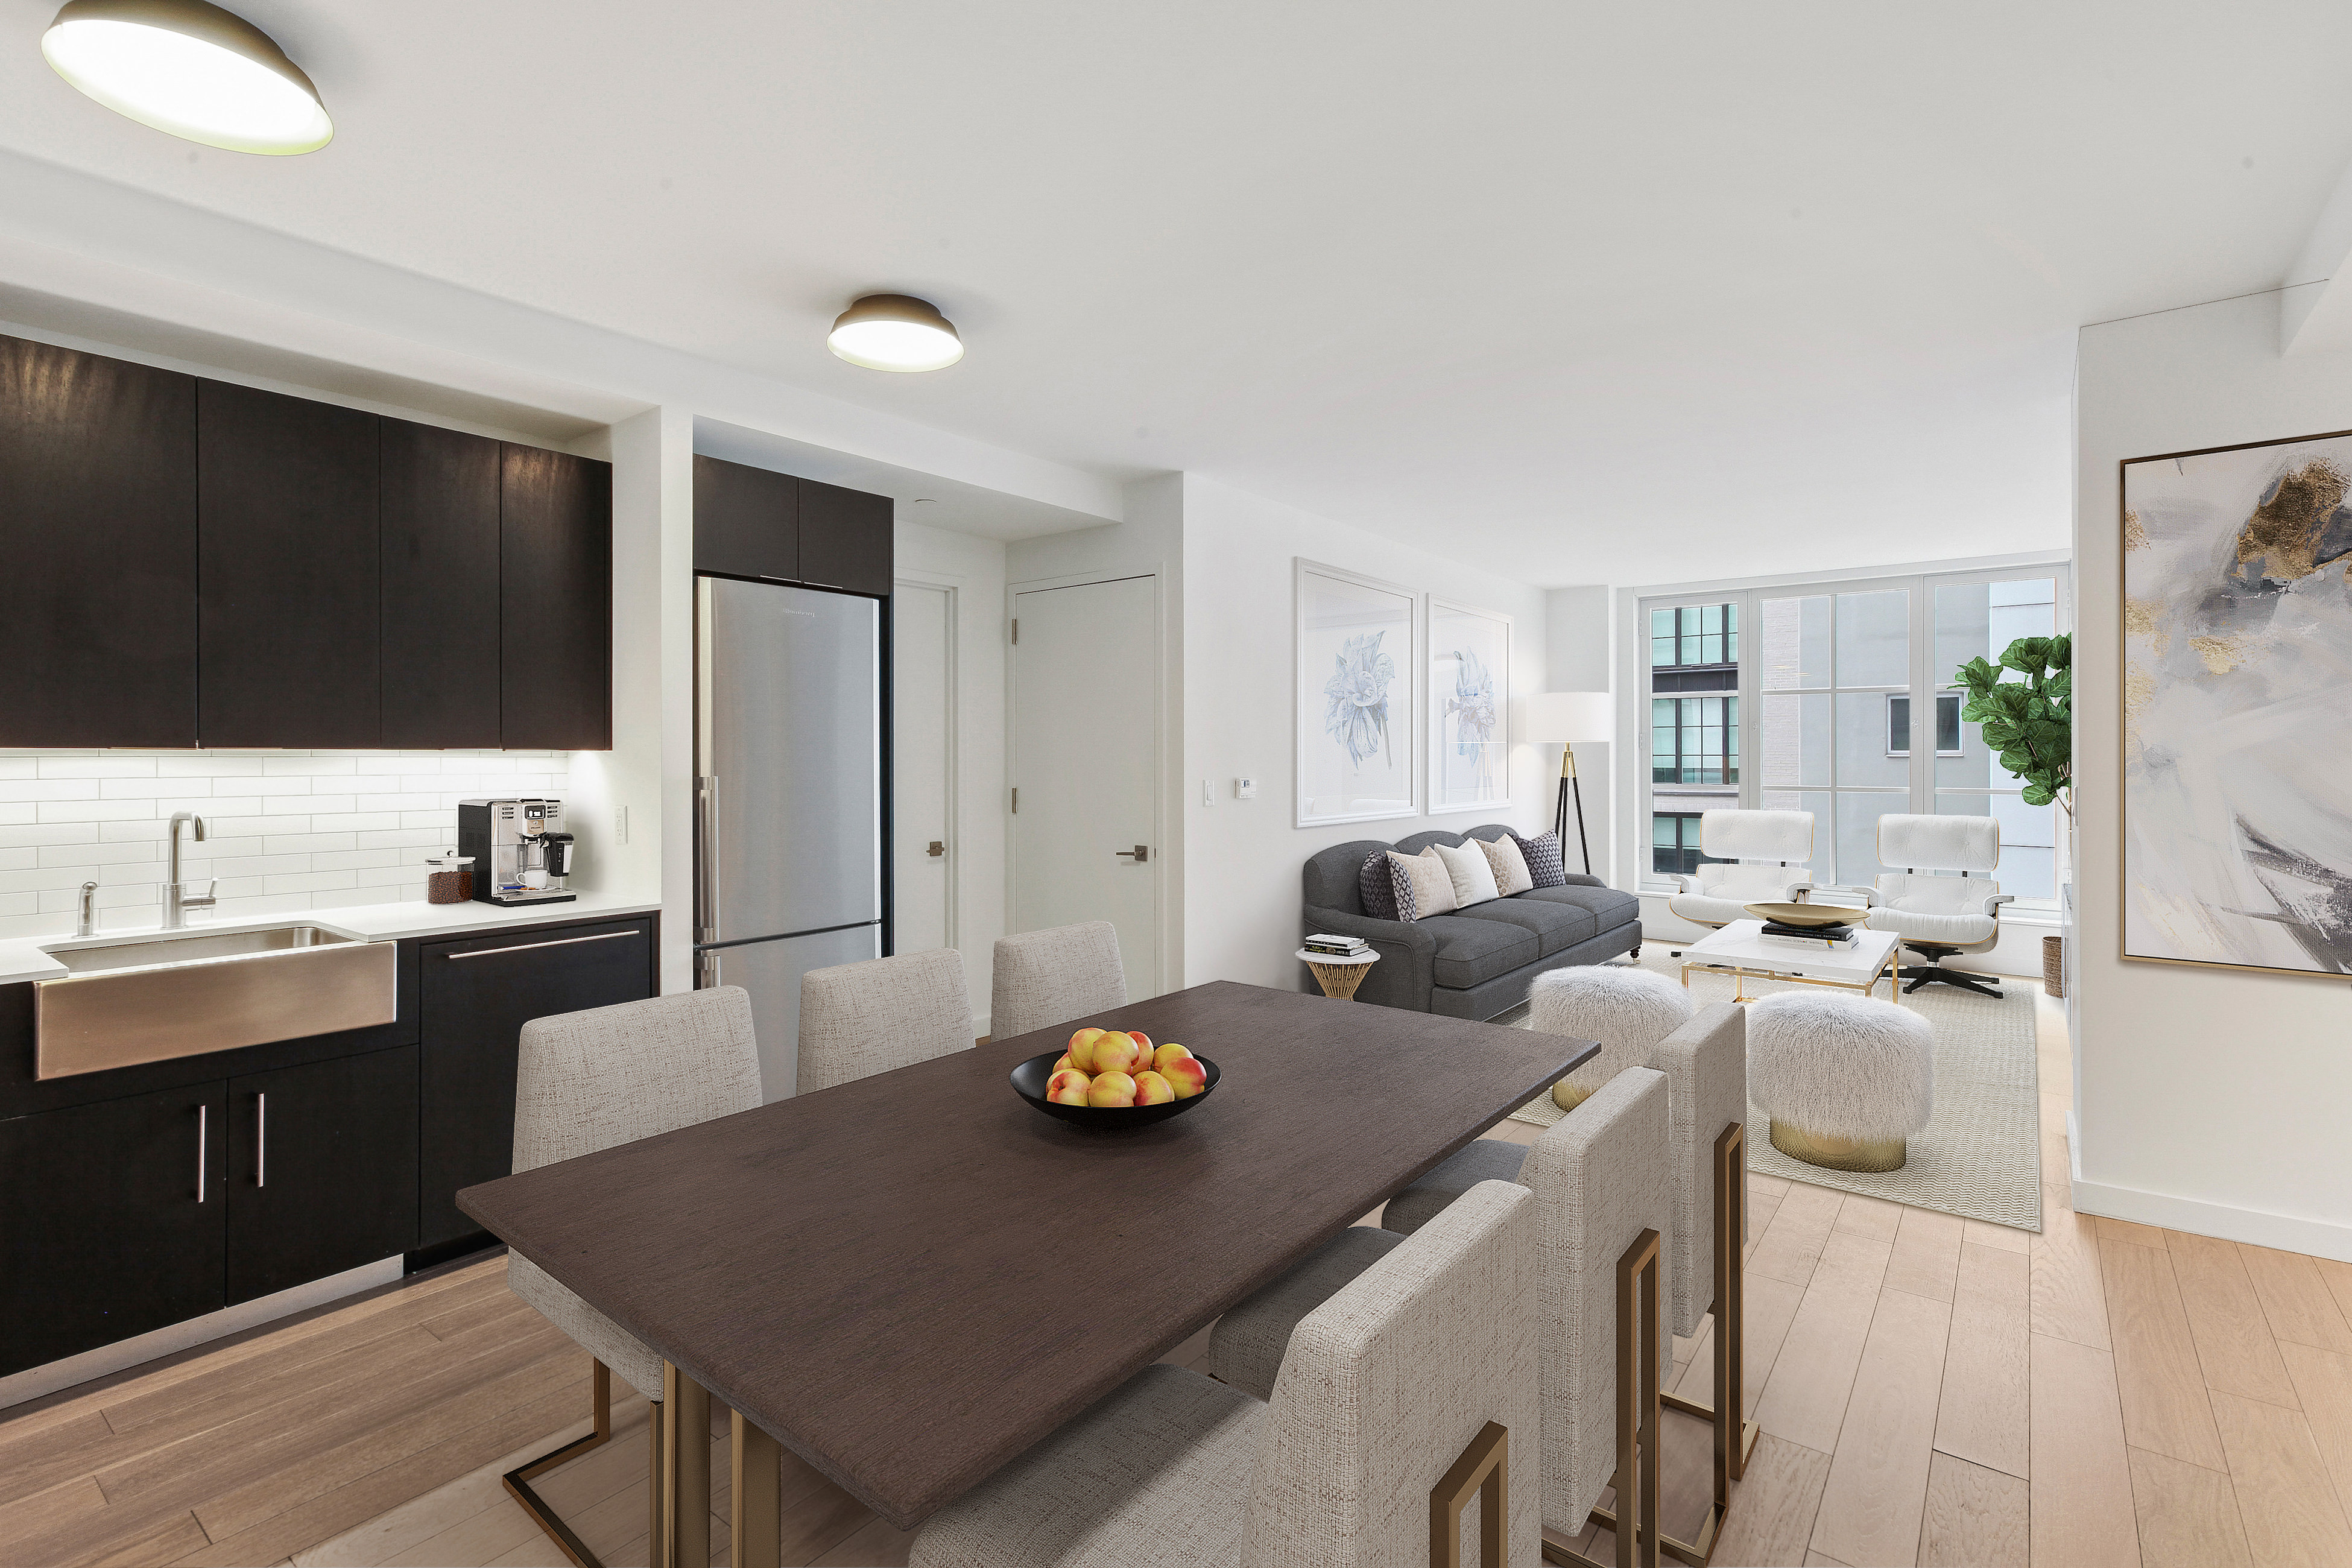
1522, 692, 1614, 877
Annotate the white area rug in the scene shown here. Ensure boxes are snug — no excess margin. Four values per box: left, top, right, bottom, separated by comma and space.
1497, 949, 2043, 1231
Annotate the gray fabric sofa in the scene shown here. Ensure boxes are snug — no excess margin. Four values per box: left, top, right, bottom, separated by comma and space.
1303, 823, 1643, 1018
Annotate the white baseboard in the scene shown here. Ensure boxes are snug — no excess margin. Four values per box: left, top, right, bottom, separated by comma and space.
0, 1255, 405, 1412
2068, 1178, 2352, 1264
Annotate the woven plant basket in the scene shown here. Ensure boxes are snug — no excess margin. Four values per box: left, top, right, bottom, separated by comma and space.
2042, 934, 2066, 999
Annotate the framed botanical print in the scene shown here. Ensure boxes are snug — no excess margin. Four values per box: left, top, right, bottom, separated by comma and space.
1427, 597, 1513, 814
1296, 559, 1418, 826
2122, 429, 2352, 977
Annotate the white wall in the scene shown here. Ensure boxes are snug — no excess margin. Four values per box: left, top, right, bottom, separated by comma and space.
2075, 289, 2352, 1261
1544, 586, 1614, 885
895, 519, 1010, 1028
1180, 474, 1552, 993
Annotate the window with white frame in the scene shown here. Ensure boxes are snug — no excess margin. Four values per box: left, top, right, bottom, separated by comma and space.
1634, 564, 2069, 909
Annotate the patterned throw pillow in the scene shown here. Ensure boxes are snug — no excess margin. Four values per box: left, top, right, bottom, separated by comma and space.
1359, 850, 1402, 921
1476, 832, 1534, 896
1393, 849, 1457, 918
1510, 829, 1569, 888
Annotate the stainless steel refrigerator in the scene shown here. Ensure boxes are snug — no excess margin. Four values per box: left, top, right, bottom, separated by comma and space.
695, 575, 885, 1100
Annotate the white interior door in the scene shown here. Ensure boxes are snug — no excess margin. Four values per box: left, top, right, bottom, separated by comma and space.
1012, 574, 1162, 996
892, 580, 955, 955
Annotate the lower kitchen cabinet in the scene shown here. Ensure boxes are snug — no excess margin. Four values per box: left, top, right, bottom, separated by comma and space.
417, 918, 655, 1251
225, 1046, 419, 1306
0, 1083, 226, 1377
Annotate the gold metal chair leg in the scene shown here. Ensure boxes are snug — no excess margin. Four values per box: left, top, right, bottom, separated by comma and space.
662, 1362, 713, 1568
1430, 1421, 1510, 1568
1652, 1122, 1762, 1565
1548, 1228, 1662, 1568
502, 1359, 615, 1568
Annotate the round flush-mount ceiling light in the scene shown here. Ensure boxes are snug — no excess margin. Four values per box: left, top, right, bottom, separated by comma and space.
43, 0, 334, 156
827, 294, 963, 372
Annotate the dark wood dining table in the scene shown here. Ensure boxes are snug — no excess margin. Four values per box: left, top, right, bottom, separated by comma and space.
457, 979, 1596, 1567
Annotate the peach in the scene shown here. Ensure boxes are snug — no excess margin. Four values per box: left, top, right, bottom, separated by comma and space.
1160, 1055, 1208, 1099
1126, 1029, 1153, 1054
1088, 1032, 1142, 1076
1066, 1027, 1109, 1072
1046, 1069, 1092, 1106
1087, 1070, 1137, 1107
1151, 1043, 1193, 1075
1051, 1052, 1075, 1073
1133, 1070, 1175, 1106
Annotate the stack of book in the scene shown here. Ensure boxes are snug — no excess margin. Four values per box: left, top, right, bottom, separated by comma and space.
1304, 933, 1372, 958
1759, 920, 1857, 945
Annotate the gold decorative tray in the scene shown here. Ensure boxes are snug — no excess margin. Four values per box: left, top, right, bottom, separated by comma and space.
1744, 901, 1856, 928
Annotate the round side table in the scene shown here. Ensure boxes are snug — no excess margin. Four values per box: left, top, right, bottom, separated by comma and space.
1297, 947, 1379, 1001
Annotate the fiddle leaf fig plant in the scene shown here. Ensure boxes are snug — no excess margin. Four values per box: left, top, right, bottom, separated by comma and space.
1956, 634, 2072, 813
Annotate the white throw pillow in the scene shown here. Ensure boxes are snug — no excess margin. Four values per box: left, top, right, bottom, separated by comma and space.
1390, 849, 1456, 918
1430, 841, 1500, 909
1476, 832, 1533, 896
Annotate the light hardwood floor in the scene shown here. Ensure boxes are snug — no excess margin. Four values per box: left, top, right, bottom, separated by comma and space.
6, 983, 2350, 1567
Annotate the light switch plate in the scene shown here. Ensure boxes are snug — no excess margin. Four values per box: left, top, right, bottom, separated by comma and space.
1235, 777, 1258, 799
615, 805, 630, 844
1201, 779, 1216, 806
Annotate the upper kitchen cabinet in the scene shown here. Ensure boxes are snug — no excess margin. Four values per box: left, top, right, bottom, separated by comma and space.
198, 381, 382, 748
797, 477, 894, 596
0, 338, 199, 748
381, 419, 502, 748
501, 444, 612, 750
694, 453, 798, 580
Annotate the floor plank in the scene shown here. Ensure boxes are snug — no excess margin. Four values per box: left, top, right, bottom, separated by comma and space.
2095, 1216, 2169, 1251
1708, 1434, 1832, 1568
2278, 1341, 2352, 1531
2028, 1333, 2139, 1568
1676, 1270, 1805, 1420
2317, 1257, 2352, 1329
1935, 1241, 2029, 1480
1885, 1207, 1964, 1304
2128, 1447, 2252, 1568
2164, 1230, 2300, 1409
1754, 1231, 1893, 1455
2237, 1244, 2352, 1354
2207, 1389, 2352, 1568
1748, 1183, 1845, 1290
1964, 1217, 2031, 1256
810, 1513, 915, 1566
1810, 1286, 1951, 1568
2031, 1203, 2113, 1352
1833, 1193, 1904, 1244
2100, 1236, 2227, 1472
1917, 1450, 2028, 1568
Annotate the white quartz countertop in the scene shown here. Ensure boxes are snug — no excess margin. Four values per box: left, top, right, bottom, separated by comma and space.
0, 892, 665, 987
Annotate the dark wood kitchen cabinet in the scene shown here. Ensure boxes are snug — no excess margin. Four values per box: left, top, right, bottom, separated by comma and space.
198, 380, 383, 748
225, 1046, 420, 1306
416, 917, 654, 1251
797, 476, 894, 596
0, 338, 199, 748
694, 452, 798, 580
501, 444, 613, 750
381, 419, 502, 748
0, 1083, 226, 1377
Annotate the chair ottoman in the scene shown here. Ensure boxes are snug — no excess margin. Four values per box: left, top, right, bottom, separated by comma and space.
1529, 964, 1696, 1111
1747, 991, 1933, 1172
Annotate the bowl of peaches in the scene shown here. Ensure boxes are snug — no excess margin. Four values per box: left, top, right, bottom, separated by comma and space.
1009, 1026, 1220, 1130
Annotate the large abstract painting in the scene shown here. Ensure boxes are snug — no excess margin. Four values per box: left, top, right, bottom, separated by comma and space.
1427, 597, 1512, 813
1297, 559, 1417, 826
2123, 431, 2352, 976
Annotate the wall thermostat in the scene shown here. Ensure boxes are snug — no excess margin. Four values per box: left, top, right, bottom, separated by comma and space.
1234, 777, 1258, 799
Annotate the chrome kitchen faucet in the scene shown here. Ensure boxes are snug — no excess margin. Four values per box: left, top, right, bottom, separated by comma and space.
166, 811, 216, 929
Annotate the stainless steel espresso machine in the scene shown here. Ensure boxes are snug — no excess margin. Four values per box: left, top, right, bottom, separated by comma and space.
458, 798, 578, 906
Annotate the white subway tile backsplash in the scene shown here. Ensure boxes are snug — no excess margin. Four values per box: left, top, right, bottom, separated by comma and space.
0, 750, 570, 938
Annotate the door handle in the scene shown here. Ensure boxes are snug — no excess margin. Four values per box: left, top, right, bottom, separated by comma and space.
1114, 845, 1150, 863
697, 776, 720, 944
927, 841, 946, 858
255, 1092, 267, 1188
195, 1104, 207, 1204
698, 950, 721, 988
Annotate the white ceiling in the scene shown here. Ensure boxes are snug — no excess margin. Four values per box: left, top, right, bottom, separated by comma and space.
2, 1, 2349, 583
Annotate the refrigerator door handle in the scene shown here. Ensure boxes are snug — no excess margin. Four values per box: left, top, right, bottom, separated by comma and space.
697, 775, 719, 944
698, 949, 721, 988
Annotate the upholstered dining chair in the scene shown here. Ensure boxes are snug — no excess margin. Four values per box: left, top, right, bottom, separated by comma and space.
1212, 1072, 1673, 1567
909, 1179, 1541, 1568
1861, 812, 2013, 997
506, 986, 763, 1568
988, 921, 1127, 1040
797, 948, 975, 1093
1661, 808, 1816, 931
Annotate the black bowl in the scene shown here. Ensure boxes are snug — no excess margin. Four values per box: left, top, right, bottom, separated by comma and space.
1010, 1049, 1221, 1130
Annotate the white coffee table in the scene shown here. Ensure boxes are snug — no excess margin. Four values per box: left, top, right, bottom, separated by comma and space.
1681, 918, 1904, 1006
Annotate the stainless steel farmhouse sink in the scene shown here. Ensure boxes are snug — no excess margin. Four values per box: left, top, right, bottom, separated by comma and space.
34, 924, 397, 1080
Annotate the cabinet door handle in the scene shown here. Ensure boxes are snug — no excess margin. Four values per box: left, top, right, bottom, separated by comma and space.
195, 1104, 207, 1204
444, 931, 643, 961
255, 1092, 267, 1188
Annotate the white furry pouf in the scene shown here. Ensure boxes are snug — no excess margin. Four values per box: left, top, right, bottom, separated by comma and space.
1531, 964, 1697, 1107
1747, 990, 1935, 1141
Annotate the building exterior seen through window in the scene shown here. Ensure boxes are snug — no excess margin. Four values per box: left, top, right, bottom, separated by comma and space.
1649, 604, 1739, 874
